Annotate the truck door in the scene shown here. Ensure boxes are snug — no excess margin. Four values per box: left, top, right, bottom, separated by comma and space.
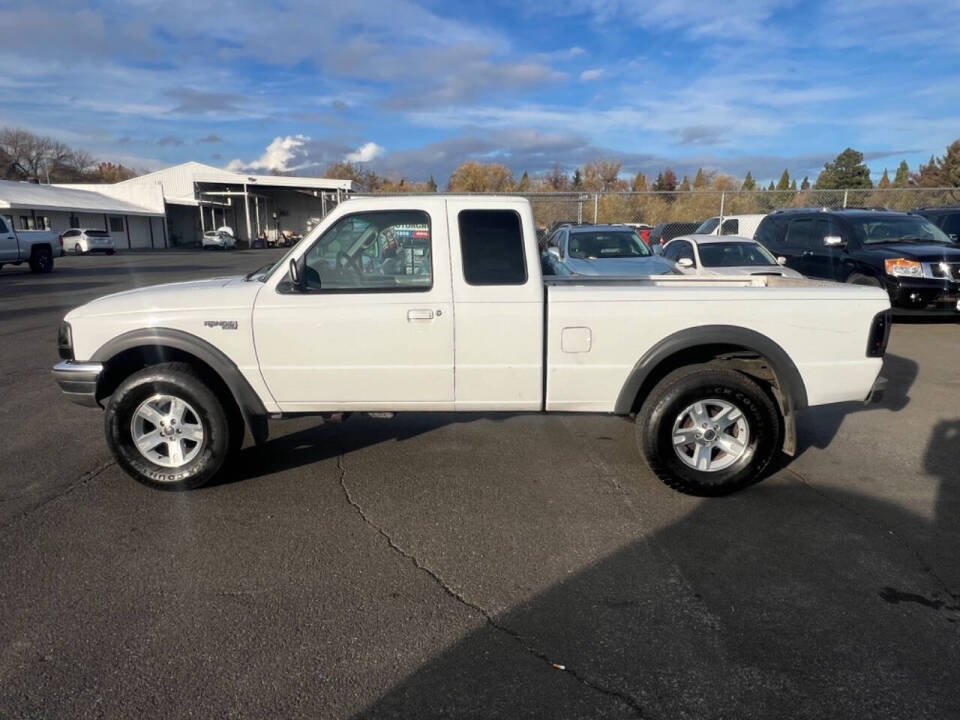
0, 217, 17, 262
252, 200, 455, 410
445, 200, 544, 411
784, 217, 833, 278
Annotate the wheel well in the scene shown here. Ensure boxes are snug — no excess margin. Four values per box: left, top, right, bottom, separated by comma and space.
98, 345, 242, 422
629, 343, 784, 414
30, 243, 52, 256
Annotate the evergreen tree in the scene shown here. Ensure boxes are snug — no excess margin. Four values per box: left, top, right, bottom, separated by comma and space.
741, 171, 756, 191
692, 168, 707, 189
427, 175, 437, 192
800, 176, 810, 190
767, 180, 775, 191
790, 179, 797, 191
631, 171, 647, 192
776, 169, 790, 191
893, 160, 910, 187
572, 168, 583, 189
517, 170, 531, 191
877, 169, 891, 189
814, 148, 873, 189
915, 140, 960, 187
678, 175, 691, 192
653, 172, 664, 191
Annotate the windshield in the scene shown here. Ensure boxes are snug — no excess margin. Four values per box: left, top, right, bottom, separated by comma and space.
698, 242, 778, 267
851, 216, 954, 245
568, 230, 651, 259
695, 218, 720, 234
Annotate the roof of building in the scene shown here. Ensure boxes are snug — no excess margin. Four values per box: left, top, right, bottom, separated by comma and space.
0, 179, 165, 216
100, 161, 353, 206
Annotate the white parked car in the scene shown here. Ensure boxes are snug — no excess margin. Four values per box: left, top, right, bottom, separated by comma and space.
202, 230, 237, 250
662, 235, 804, 278
695, 214, 767, 239
61, 228, 115, 255
53, 196, 890, 496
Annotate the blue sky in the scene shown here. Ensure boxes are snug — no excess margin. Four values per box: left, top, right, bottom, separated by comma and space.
1, 0, 958, 184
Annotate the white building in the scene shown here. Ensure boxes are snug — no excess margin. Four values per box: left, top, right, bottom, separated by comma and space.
0, 179, 166, 249
0, 161, 354, 250
64, 162, 352, 247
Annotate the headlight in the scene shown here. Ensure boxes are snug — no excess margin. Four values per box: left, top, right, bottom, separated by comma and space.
884, 258, 923, 278
57, 322, 74, 360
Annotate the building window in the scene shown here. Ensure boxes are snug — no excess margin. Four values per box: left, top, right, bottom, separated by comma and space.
109, 216, 125, 233
69, 216, 80, 229
20, 216, 35, 230
36, 216, 50, 230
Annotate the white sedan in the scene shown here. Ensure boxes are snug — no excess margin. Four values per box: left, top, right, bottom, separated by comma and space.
660, 234, 803, 278
201, 230, 237, 250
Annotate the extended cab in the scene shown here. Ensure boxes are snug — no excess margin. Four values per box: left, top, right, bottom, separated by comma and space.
53, 196, 891, 495
0, 215, 58, 272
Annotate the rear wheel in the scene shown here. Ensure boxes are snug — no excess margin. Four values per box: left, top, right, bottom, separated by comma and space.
28, 247, 53, 273
636, 365, 781, 495
104, 362, 234, 490
74, 243, 84, 255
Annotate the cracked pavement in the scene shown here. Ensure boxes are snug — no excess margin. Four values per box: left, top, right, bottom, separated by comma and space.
1, 252, 959, 718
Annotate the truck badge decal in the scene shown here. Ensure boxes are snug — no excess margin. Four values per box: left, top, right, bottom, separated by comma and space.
204, 320, 238, 330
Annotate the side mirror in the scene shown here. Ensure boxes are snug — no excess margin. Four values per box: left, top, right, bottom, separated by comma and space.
547, 246, 560, 258
823, 235, 844, 247
677, 257, 694, 268
288, 257, 303, 290
651, 244, 664, 255
776, 256, 787, 266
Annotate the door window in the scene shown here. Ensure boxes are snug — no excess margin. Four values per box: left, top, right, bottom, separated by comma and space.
940, 214, 960, 237
0, 217, 7, 234
458, 210, 527, 285
720, 219, 739, 235
302, 210, 432, 292
786, 218, 828, 249
664, 240, 696, 264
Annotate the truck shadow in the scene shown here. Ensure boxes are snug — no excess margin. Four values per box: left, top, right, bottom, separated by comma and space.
341, 418, 960, 719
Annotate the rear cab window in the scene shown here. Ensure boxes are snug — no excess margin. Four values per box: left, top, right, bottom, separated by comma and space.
458, 209, 527, 285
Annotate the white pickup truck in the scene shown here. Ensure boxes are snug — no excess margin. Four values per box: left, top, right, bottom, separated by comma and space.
52, 196, 891, 495
0, 215, 58, 272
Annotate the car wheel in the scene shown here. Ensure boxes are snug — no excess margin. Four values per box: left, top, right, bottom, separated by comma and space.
28, 247, 54, 273
74, 243, 84, 255
847, 273, 882, 288
104, 362, 235, 491
107, 249, 115, 255
636, 364, 781, 495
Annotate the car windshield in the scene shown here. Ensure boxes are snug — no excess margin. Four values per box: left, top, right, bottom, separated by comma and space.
851, 217, 954, 245
568, 231, 651, 259
698, 242, 778, 267
695, 218, 720, 234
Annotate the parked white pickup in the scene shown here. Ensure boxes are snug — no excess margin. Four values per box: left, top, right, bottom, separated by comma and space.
0, 215, 58, 272
53, 196, 891, 494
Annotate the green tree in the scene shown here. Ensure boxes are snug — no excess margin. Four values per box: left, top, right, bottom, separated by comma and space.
741, 171, 756, 191
893, 160, 910, 187
678, 175, 691, 192
517, 170, 531, 191
692, 168, 707, 189
571, 168, 582, 189
800, 176, 810, 190
815, 148, 873, 189
915, 140, 960, 187
631, 171, 647, 191
767, 180, 775, 191
877, 169, 891, 189
653, 168, 677, 192
426, 175, 437, 192
776, 169, 790, 191
790, 179, 797, 191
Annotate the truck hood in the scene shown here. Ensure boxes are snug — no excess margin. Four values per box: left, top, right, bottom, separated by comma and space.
564, 256, 676, 276
864, 242, 960, 261
66, 275, 255, 319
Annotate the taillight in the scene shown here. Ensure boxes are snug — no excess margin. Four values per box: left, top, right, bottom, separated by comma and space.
866, 310, 891, 357
58, 234, 63, 247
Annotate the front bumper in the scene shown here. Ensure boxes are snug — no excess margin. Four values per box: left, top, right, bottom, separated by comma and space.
886, 276, 960, 313
52, 361, 103, 407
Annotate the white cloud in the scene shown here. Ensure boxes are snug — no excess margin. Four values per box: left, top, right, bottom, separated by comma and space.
227, 134, 310, 172
344, 141, 385, 163
580, 69, 603, 81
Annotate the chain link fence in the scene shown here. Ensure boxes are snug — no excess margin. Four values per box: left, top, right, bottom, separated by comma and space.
505, 187, 960, 231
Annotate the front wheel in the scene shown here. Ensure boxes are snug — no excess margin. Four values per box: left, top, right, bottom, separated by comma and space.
636, 365, 781, 495
104, 362, 235, 490
29, 247, 53, 273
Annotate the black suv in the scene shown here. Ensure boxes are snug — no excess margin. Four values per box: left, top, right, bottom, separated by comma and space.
914, 207, 960, 242
755, 208, 960, 312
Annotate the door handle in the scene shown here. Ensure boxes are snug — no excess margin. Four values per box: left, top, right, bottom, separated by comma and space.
406, 309, 434, 321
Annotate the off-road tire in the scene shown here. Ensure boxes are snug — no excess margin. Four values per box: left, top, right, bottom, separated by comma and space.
28, 247, 53, 273
636, 364, 781, 496
104, 362, 233, 490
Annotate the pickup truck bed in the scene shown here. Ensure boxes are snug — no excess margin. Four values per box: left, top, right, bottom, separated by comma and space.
53, 195, 890, 495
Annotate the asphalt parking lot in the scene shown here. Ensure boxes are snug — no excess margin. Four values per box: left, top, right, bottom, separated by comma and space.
1, 251, 959, 719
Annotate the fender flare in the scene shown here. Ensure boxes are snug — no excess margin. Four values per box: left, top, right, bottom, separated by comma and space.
613, 325, 808, 415
91, 327, 269, 443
